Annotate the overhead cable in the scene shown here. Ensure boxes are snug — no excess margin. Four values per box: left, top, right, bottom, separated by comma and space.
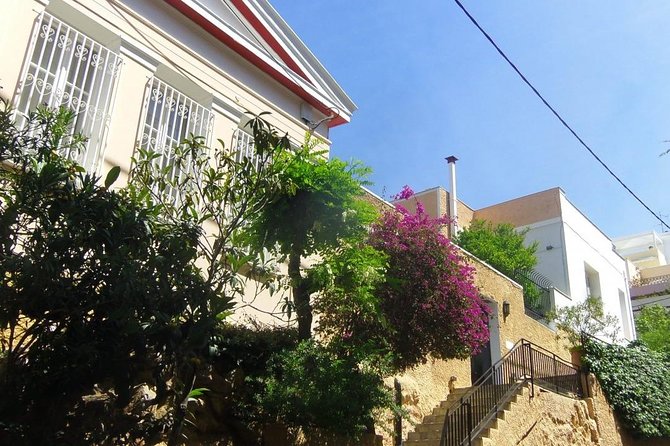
453, 0, 670, 231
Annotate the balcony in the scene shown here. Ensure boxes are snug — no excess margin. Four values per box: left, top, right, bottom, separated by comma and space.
511, 269, 556, 321
630, 273, 670, 298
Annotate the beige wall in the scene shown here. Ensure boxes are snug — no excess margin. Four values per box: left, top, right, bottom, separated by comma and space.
474, 187, 563, 228
0, 0, 329, 186
382, 254, 568, 444
469, 254, 569, 359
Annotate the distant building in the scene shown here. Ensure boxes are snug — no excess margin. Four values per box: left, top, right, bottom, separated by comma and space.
399, 186, 636, 342
614, 231, 670, 313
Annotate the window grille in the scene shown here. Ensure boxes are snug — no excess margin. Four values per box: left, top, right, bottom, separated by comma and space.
232, 128, 264, 170
137, 77, 213, 205
14, 12, 122, 172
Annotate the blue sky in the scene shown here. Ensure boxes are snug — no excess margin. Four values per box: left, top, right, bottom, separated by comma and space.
272, 1, 670, 238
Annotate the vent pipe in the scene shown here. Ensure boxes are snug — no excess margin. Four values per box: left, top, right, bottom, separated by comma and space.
446, 156, 459, 237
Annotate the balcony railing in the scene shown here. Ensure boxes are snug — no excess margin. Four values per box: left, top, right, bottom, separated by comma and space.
630, 273, 670, 288
511, 269, 555, 320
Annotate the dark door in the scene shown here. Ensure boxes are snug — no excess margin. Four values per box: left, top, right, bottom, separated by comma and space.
470, 339, 492, 384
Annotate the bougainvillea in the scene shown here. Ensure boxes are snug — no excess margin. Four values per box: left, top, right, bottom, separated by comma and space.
367, 196, 490, 370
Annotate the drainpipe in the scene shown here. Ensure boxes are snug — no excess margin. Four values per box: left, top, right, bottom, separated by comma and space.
446, 156, 459, 237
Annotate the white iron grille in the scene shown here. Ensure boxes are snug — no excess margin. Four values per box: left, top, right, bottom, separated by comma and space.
14, 12, 122, 172
138, 77, 213, 204
232, 128, 265, 170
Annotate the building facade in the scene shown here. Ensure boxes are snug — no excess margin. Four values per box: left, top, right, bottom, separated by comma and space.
614, 231, 670, 313
400, 186, 636, 342
0, 0, 355, 184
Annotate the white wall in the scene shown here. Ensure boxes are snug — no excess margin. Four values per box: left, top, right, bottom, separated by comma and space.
520, 217, 570, 297
559, 194, 635, 341
515, 195, 636, 342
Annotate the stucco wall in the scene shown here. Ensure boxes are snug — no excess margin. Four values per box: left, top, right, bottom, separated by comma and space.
379, 255, 569, 445
0, 0, 330, 189
474, 188, 563, 228
490, 378, 670, 446
468, 254, 569, 360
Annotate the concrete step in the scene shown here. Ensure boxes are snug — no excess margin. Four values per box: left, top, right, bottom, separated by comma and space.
473, 437, 494, 446
407, 428, 442, 441
404, 385, 529, 446
404, 439, 441, 446
416, 422, 443, 433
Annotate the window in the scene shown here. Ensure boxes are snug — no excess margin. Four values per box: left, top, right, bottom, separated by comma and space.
584, 263, 601, 299
231, 127, 264, 170
137, 77, 213, 204
14, 12, 122, 171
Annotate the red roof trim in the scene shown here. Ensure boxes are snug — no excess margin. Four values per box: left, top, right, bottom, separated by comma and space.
228, 0, 309, 81
163, 0, 346, 127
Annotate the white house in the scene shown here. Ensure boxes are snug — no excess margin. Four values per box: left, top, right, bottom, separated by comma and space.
614, 231, 670, 313
0, 0, 356, 324
0, 0, 355, 178
402, 186, 637, 342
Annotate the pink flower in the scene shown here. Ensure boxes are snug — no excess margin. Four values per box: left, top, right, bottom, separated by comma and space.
392, 185, 415, 201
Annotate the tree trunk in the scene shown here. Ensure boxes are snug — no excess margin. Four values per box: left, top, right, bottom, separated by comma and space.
288, 248, 312, 340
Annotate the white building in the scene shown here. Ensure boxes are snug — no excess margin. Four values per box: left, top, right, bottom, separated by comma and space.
614, 231, 670, 313
0, 0, 356, 323
403, 186, 637, 342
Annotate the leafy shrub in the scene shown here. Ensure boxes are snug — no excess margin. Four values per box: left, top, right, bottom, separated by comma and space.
550, 296, 620, 346
635, 305, 670, 355
211, 323, 298, 376
455, 219, 538, 274
0, 105, 222, 444
257, 340, 394, 437
582, 338, 670, 438
455, 219, 543, 310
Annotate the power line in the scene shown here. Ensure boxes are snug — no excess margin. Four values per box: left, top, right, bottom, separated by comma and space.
452, 0, 670, 232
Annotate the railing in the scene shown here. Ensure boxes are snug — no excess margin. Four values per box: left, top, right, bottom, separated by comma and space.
630, 273, 670, 288
441, 339, 583, 446
511, 270, 555, 320
232, 128, 266, 171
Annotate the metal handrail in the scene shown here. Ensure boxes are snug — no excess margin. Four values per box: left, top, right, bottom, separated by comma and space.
440, 339, 584, 446
510, 270, 555, 319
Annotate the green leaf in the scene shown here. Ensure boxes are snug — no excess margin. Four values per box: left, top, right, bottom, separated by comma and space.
216, 310, 234, 321
187, 387, 210, 398
104, 166, 121, 188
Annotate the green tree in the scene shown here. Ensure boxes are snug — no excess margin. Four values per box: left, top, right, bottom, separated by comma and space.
455, 219, 538, 275
0, 103, 291, 444
246, 142, 378, 340
0, 104, 221, 444
636, 305, 670, 354
455, 219, 545, 312
550, 296, 620, 346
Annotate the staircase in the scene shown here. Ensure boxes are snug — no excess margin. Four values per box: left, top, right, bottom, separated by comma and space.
403, 340, 584, 446
404, 388, 471, 446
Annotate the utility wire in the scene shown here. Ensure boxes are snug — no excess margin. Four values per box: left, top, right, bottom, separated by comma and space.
453, 0, 670, 231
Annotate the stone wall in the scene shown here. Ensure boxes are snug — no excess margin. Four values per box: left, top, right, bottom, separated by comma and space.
469, 254, 570, 360
379, 254, 570, 445
487, 379, 670, 446
486, 384, 601, 446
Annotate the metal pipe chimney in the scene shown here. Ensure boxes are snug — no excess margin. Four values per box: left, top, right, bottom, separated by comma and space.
446, 156, 459, 237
